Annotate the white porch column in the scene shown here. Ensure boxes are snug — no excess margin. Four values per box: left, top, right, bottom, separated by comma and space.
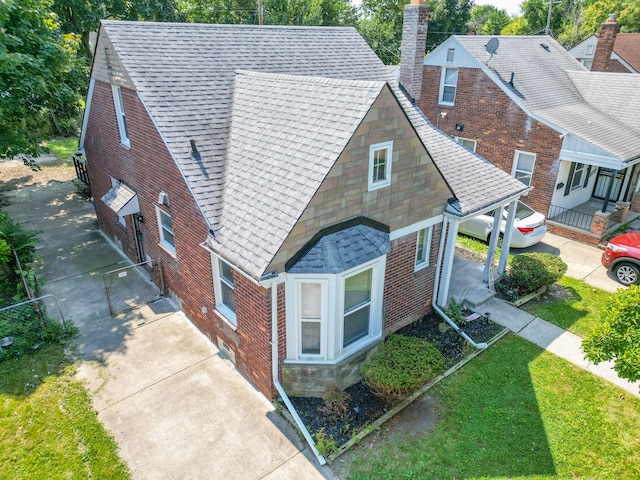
499, 199, 518, 274
437, 217, 459, 306
483, 205, 504, 282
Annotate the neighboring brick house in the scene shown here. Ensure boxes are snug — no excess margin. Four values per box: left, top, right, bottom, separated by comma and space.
569, 15, 640, 73
79, 20, 527, 405
414, 26, 640, 245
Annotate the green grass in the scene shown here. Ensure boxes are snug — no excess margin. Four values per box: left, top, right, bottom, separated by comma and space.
0, 344, 130, 479
521, 276, 612, 338
43, 136, 79, 161
457, 233, 493, 255
348, 335, 640, 480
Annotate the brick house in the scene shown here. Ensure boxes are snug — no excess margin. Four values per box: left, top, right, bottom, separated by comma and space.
79, 19, 527, 410
413, 12, 640, 245
569, 15, 640, 73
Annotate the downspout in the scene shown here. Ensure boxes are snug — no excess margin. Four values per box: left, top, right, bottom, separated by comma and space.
269, 279, 327, 466
432, 217, 488, 350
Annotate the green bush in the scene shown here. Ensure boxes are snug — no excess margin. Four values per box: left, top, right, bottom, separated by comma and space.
497, 252, 567, 299
361, 335, 446, 406
583, 285, 640, 384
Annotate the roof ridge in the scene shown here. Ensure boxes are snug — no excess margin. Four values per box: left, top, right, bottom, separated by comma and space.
234, 69, 386, 89
101, 19, 355, 31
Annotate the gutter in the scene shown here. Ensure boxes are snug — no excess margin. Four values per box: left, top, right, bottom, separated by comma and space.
432, 217, 488, 350
268, 278, 327, 466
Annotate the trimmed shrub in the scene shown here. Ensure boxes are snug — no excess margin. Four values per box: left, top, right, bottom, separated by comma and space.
497, 252, 567, 299
361, 335, 446, 406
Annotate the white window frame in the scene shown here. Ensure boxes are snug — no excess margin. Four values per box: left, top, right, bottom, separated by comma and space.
368, 141, 393, 191
211, 255, 237, 326
414, 226, 433, 271
581, 58, 593, 70
512, 150, 536, 187
585, 44, 595, 55
285, 256, 385, 363
155, 206, 176, 255
111, 85, 130, 147
570, 162, 586, 191
455, 137, 477, 152
438, 67, 458, 105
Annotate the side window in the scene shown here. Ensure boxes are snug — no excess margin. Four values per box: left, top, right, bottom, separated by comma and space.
512, 151, 536, 186
368, 141, 393, 191
111, 85, 130, 147
415, 227, 433, 271
455, 137, 477, 152
156, 207, 175, 254
439, 68, 458, 105
212, 257, 237, 325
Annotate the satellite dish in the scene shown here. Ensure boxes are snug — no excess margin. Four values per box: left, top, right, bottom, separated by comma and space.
485, 38, 500, 55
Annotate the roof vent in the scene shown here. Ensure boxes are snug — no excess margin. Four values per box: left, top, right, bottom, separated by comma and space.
190, 139, 201, 161
540, 43, 550, 51
509, 72, 515, 87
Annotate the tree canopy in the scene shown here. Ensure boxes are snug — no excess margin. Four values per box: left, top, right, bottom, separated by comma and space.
0, 0, 84, 161
582, 285, 640, 387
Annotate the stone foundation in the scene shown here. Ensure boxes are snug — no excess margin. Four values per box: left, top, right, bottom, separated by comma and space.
282, 341, 381, 397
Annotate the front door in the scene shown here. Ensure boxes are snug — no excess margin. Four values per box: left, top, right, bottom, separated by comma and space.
592, 168, 625, 201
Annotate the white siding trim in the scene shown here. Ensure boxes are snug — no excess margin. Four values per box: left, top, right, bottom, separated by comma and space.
390, 215, 443, 240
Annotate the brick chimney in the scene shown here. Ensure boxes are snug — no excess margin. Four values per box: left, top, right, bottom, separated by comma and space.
592, 13, 620, 72
399, 0, 429, 102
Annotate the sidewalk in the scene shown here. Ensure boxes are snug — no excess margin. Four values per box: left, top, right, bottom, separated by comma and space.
451, 256, 639, 398
4, 181, 335, 480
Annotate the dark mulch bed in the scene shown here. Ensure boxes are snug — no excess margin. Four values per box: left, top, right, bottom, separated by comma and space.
288, 310, 504, 449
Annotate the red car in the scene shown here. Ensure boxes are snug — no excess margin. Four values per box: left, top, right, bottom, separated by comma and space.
601, 232, 640, 286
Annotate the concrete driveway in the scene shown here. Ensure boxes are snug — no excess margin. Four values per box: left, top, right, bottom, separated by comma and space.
4, 181, 334, 480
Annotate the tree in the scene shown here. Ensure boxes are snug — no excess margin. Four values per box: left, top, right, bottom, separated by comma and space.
0, 0, 84, 161
580, 0, 640, 35
468, 4, 511, 35
582, 285, 640, 387
54, 0, 185, 58
502, 16, 529, 35
357, 0, 471, 65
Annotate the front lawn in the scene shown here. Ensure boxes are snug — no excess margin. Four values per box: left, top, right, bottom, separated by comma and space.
521, 276, 612, 338
0, 344, 130, 479
347, 335, 640, 479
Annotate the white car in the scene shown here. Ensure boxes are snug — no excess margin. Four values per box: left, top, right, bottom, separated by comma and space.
458, 201, 547, 248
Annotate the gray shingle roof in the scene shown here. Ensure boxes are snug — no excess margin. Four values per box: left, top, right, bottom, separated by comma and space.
452, 35, 640, 163
288, 224, 390, 274
213, 71, 385, 274
99, 21, 527, 278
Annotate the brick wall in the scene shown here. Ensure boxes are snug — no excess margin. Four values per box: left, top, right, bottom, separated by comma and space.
399, 2, 429, 101
383, 225, 441, 333
419, 66, 563, 215
84, 79, 274, 397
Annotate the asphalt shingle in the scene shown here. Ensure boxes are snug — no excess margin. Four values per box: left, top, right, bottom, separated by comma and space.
100, 21, 527, 278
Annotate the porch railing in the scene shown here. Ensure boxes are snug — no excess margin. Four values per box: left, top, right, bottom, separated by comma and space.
548, 204, 594, 231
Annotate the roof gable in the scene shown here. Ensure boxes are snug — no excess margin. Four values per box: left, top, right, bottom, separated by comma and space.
210, 71, 384, 276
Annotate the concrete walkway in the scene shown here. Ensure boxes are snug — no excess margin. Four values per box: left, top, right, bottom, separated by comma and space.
451, 256, 639, 397
4, 181, 334, 480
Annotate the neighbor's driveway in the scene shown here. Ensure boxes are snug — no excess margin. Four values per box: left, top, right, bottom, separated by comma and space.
4, 181, 333, 480
522, 230, 631, 293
